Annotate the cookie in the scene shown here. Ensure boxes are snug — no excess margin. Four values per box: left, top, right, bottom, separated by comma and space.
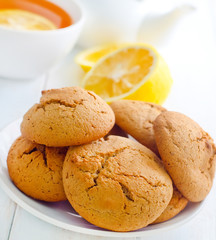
7, 137, 67, 202
21, 87, 115, 147
110, 100, 166, 154
154, 111, 216, 202
153, 187, 188, 224
63, 135, 173, 232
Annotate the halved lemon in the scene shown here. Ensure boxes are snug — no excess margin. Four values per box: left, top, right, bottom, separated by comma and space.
0, 9, 57, 31
82, 45, 173, 104
75, 44, 126, 72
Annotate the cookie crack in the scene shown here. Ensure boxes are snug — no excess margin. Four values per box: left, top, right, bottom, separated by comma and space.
23, 147, 38, 156
119, 183, 134, 202
36, 145, 48, 166
86, 147, 128, 191
96, 147, 128, 160
89, 174, 151, 208
37, 99, 85, 112
116, 173, 167, 188
42, 147, 48, 166
26, 159, 33, 168
23, 145, 48, 167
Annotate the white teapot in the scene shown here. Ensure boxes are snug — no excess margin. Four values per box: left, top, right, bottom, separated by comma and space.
77, 0, 195, 47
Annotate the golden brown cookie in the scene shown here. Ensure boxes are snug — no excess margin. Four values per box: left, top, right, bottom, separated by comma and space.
63, 135, 173, 232
153, 187, 188, 224
110, 100, 166, 154
154, 111, 216, 202
7, 137, 67, 202
21, 87, 115, 147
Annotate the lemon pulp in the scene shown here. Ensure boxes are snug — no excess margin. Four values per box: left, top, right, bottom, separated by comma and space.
81, 45, 173, 104
0, 9, 57, 30
75, 44, 123, 72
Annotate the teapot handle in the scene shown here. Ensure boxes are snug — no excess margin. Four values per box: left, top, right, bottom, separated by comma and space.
137, 2, 196, 46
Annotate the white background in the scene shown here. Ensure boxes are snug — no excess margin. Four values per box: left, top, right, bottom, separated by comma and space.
0, 0, 216, 239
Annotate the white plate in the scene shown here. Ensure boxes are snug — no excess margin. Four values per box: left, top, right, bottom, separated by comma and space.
0, 119, 205, 238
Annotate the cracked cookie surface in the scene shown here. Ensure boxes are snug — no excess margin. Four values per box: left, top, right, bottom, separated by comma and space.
154, 111, 216, 202
21, 87, 115, 147
110, 100, 166, 154
63, 135, 173, 232
7, 137, 67, 202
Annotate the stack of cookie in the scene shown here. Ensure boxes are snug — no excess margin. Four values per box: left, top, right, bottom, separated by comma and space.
7, 87, 115, 202
7, 87, 216, 232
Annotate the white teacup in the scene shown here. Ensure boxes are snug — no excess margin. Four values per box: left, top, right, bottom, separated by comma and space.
0, 0, 84, 79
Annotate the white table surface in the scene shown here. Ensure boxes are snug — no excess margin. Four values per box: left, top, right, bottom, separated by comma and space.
0, 0, 216, 239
